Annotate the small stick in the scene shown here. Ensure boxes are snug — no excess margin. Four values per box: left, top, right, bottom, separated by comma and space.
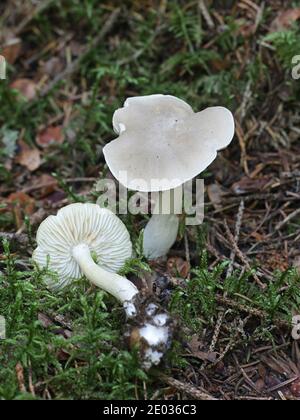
160, 375, 218, 400
28, 361, 36, 397
224, 221, 266, 289
15, 363, 26, 393
275, 208, 300, 232
208, 311, 224, 354
198, 0, 215, 29
215, 295, 290, 329
208, 201, 245, 361
226, 200, 244, 279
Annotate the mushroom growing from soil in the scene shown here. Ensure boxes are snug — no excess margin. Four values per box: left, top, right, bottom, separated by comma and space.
33, 203, 173, 368
33, 203, 138, 311
103, 94, 235, 259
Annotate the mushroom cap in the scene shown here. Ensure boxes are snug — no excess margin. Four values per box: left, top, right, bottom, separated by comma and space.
103, 94, 235, 192
33, 203, 132, 290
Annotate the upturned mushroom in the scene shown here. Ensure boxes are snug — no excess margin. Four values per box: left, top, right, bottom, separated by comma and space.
33, 203, 174, 368
103, 94, 235, 259
33, 203, 138, 312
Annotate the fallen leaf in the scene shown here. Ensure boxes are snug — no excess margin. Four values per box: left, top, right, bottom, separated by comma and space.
210, 58, 230, 71
188, 335, 217, 362
249, 232, 267, 242
255, 378, 265, 393
239, 23, 256, 38
27, 174, 58, 197
2, 38, 22, 64
8, 192, 35, 215
15, 140, 41, 171
38, 313, 72, 339
10, 78, 37, 101
231, 176, 271, 195
167, 256, 190, 278
6, 192, 35, 229
270, 8, 300, 32
257, 249, 289, 272
36, 126, 64, 148
56, 349, 72, 362
38, 313, 54, 329
258, 364, 267, 381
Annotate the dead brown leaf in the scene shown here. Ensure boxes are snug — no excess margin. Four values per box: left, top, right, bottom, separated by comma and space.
231, 176, 271, 195
167, 256, 190, 278
8, 192, 35, 228
270, 8, 300, 32
8, 192, 35, 215
15, 140, 41, 172
255, 378, 265, 393
36, 126, 64, 148
10, 78, 37, 101
188, 335, 217, 362
15, 362, 26, 393
25, 174, 58, 197
2, 38, 22, 64
38, 313, 72, 339
257, 249, 289, 272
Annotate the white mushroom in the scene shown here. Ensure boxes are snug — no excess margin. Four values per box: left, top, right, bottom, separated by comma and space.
103, 94, 235, 259
33, 203, 138, 307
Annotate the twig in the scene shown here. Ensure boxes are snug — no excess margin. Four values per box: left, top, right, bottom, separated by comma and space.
215, 295, 290, 329
226, 200, 245, 279
275, 208, 300, 232
15, 363, 26, 393
267, 377, 298, 393
198, 0, 215, 29
207, 201, 245, 363
28, 361, 36, 397
160, 375, 218, 400
224, 220, 266, 289
240, 367, 260, 394
209, 311, 224, 354
40, 8, 121, 96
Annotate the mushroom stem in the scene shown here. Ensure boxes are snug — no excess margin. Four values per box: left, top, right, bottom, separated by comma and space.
143, 189, 181, 259
72, 243, 138, 304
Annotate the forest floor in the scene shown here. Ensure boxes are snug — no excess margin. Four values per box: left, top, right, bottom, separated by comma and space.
0, 0, 300, 400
